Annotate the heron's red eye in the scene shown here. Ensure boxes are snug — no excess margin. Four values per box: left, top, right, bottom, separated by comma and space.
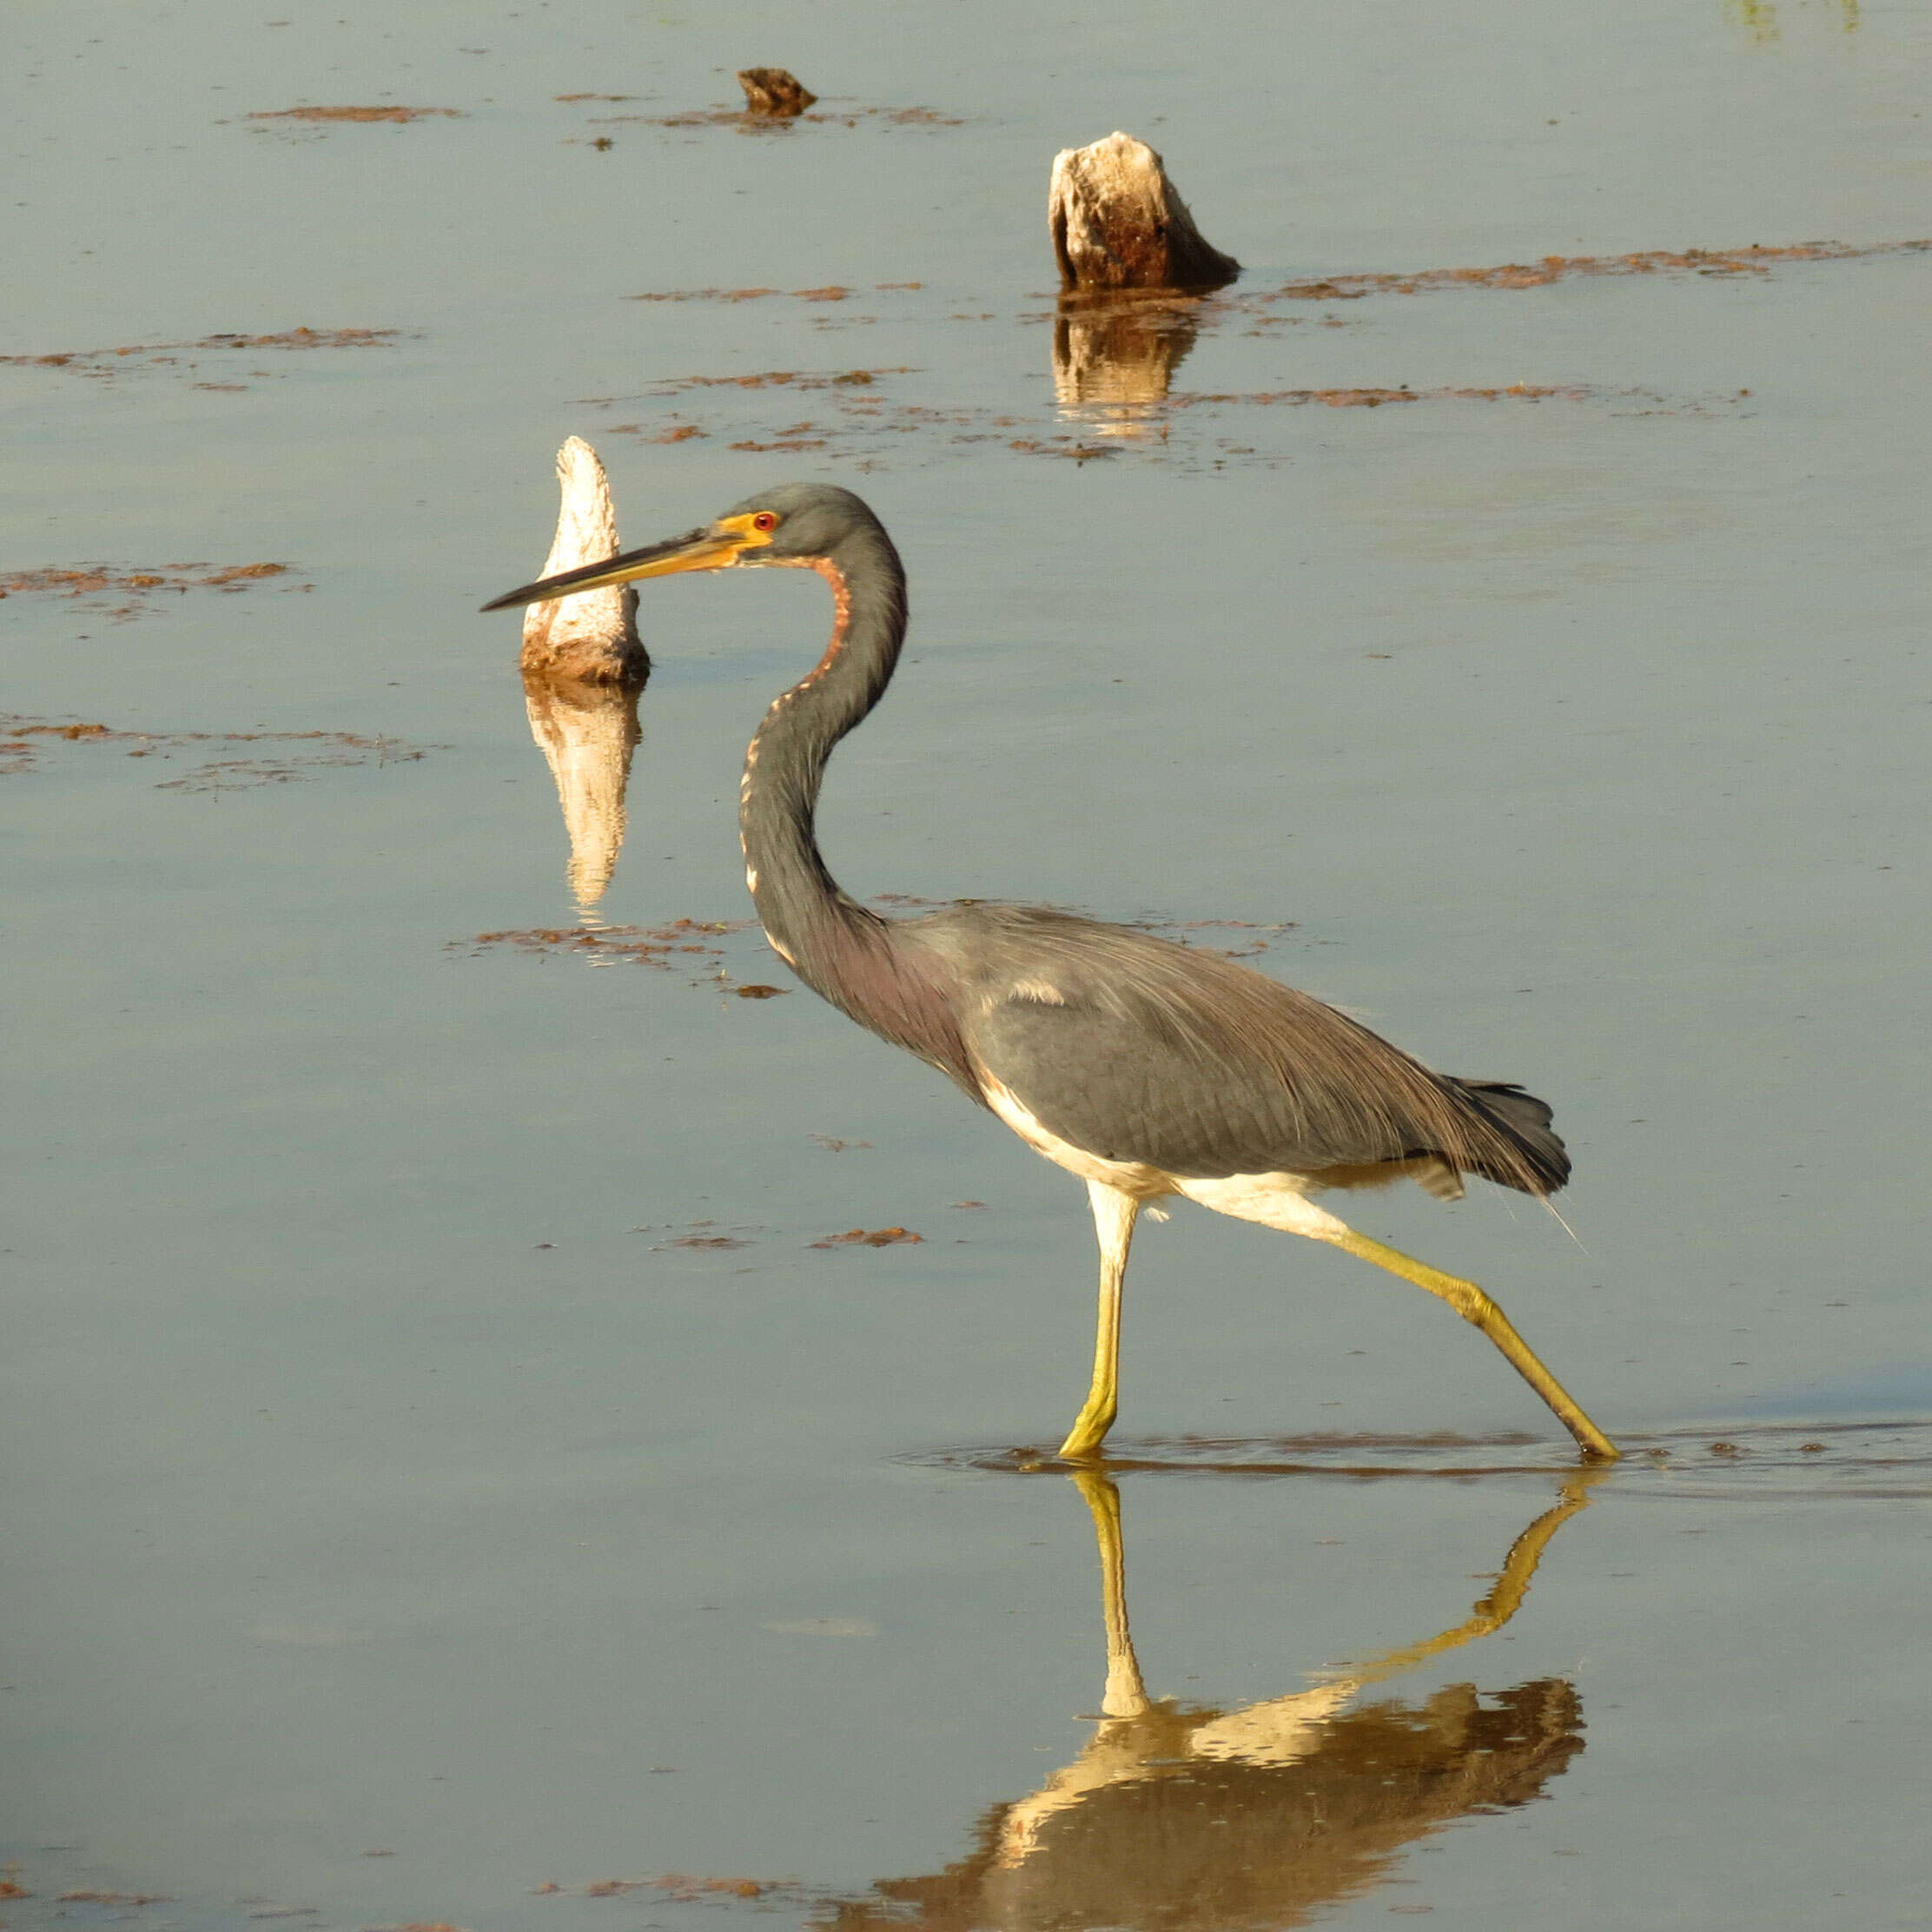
752, 512, 779, 533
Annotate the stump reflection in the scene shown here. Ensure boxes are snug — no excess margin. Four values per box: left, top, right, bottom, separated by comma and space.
516, 435, 650, 910
522, 668, 645, 912
1052, 292, 1202, 431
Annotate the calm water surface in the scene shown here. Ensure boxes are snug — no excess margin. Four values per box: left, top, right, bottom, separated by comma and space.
5, 2, 1929, 1927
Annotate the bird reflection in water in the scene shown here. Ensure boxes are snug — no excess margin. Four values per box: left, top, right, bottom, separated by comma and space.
818, 1474, 1593, 1932
518, 438, 650, 914
1051, 290, 1206, 436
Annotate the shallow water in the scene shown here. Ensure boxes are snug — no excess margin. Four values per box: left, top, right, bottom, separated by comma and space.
5, 1, 1930, 1927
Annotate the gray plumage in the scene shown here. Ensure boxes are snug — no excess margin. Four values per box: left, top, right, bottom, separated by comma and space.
901, 903, 1567, 1196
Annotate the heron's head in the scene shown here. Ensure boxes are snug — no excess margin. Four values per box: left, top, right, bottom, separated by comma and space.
482, 481, 887, 613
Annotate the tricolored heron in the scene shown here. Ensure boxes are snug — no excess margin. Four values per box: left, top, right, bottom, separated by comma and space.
482, 482, 1618, 1462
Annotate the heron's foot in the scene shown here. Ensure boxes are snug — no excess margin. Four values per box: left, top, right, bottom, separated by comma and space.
1056, 1400, 1116, 1461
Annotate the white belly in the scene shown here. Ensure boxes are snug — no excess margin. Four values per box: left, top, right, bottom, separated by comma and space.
976, 1068, 1175, 1201
975, 1062, 1352, 1241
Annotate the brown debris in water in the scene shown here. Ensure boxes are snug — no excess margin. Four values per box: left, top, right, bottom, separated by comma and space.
630, 288, 782, 303
734, 983, 789, 998
810, 1227, 923, 1248
3, 327, 400, 381
248, 105, 464, 123
640, 1216, 762, 1251
0, 560, 299, 614
556, 1876, 769, 1902
627, 292, 863, 312
464, 919, 745, 969
583, 338, 1729, 475
648, 384, 1661, 470
1009, 439, 1116, 460
1173, 383, 1585, 408
737, 68, 816, 116
156, 755, 382, 792
1, 712, 429, 784
619, 103, 960, 131
651, 367, 910, 389
630, 286, 918, 303
1268, 237, 1930, 301
55, 1893, 171, 1907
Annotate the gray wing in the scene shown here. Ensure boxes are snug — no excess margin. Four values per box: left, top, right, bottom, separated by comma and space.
907, 905, 1565, 1194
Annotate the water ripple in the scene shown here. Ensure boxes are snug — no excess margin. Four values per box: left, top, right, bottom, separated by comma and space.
910, 1418, 1932, 1499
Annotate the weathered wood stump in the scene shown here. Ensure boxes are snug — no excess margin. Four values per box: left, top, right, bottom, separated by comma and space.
737, 68, 817, 116
1049, 131, 1239, 291
518, 436, 648, 685
519, 437, 647, 906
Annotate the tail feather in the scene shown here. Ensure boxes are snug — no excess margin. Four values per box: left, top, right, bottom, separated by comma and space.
1446, 1078, 1571, 1195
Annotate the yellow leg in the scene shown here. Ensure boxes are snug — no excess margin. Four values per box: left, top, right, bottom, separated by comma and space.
1057, 1182, 1140, 1460
1331, 1229, 1620, 1462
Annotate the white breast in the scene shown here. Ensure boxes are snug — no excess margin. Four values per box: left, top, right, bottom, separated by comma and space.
975, 1065, 1174, 1202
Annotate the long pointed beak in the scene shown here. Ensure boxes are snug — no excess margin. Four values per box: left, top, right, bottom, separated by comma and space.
480, 524, 750, 612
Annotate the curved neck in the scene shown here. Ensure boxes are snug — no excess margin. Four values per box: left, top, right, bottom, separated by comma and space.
737, 526, 981, 1096
739, 525, 906, 997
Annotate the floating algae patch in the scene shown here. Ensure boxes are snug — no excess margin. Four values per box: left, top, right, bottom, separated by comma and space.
0, 562, 305, 618
642, 367, 915, 387
533, 1876, 805, 1904
2, 328, 403, 386
459, 918, 749, 972
0, 713, 431, 784
1259, 235, 1932, 302
589, 102, 962, 134
572, 350, 1750, 474
247, 104, 465, 124
628, 285, 923, 303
